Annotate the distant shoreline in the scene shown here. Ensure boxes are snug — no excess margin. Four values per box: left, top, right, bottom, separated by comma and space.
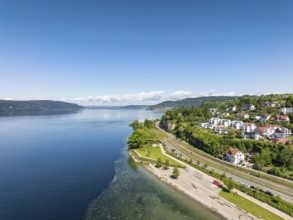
0, 100, 83, 117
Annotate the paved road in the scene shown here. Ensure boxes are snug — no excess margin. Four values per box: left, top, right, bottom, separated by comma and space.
149, 161, 255, 220
157, 123, 293, 204
158, 144, 293, 220
164, 139, 293, 204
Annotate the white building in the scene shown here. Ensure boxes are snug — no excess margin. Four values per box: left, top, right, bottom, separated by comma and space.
263, 102, 280, 108
214, 126, 228, 134
279, 108, 293, 114
251, 115, 261, 120
236, 113, 250, 119
276, 127, 292, 136
209, 108, 218, 115
256, 126, 276, 137
227, 106, 237, 112
200, 122, 209, 128
245, 104, 256, 111
260, 114, 271, 122
232, 121, 244, 130
251, 132, 262, 140
208, 117, 221, 126
221, 119, 232, 127
242, 123, 256, 133
226, 148, 245, 165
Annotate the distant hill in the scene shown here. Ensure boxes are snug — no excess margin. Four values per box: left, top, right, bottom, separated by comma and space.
0, 100, 83, 116
121, 105, 150, 109
86, 105, 149, 110
147, 96, 237, 110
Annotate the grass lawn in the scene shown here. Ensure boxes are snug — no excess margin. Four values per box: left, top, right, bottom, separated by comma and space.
219, 190, 284, 220
135, 145, 183, 167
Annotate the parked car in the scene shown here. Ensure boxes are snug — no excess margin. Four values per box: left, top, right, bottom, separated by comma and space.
213, 179, 223, 188
266, 191, 274, 196
250, 185, 256, 190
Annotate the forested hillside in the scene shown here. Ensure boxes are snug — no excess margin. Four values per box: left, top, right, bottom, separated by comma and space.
0, 100, 83, 116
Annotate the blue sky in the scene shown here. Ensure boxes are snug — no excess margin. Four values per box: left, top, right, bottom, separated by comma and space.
0, 0, 292, 105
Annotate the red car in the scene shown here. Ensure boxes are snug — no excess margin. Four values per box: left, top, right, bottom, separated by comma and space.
213, 179, 222, 188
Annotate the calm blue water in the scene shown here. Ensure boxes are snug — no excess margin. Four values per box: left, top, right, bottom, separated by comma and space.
0, 109, 223, 220
0, 109, 161, 220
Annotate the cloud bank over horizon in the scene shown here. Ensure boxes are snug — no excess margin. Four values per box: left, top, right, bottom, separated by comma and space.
59, 90, 236, 106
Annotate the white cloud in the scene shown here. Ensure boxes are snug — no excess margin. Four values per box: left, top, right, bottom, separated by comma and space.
61, 90, 237, 106
3, 97, 12, 100
63, 90, 165, 105
91, 91, 165, 104
169, 90, 194, 100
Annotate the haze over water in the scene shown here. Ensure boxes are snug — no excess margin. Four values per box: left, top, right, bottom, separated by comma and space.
0, 109, 223, 220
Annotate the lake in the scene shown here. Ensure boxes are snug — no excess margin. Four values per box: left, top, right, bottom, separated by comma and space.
0, 109, 223, 220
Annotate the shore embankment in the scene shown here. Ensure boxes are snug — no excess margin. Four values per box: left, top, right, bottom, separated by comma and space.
129, 149, 256, 220
129, 141, 293, 220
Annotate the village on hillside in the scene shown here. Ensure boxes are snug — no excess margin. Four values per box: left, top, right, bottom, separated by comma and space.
199, 104, 293, 166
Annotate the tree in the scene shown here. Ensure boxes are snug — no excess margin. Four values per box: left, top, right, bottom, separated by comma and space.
227, 127, 237, 139
144, 119, 154, 129
285, 96, 293, 107
130, 120, 140, 130
127, 127, 165, 149
223, 178, 234, 192
260, 148, 272, 166
127, 129, 146, 149
172, 166, 180, 179
164, 159, 170, 169
287, 113, 293, 123
156, 157, 162, 167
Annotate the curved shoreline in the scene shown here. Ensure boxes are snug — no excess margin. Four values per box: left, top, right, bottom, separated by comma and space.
128, 151, 257, 220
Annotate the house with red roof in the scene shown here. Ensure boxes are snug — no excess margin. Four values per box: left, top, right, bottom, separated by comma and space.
271, 133, 289, 145
225, 147, 245, 165
276, 115, 290, 122
256, 125, 279, 137
213, 125, 228, 134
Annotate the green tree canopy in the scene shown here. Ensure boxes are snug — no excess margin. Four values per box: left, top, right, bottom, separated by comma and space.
172, 166, 180, 179
164, 159, 170, 169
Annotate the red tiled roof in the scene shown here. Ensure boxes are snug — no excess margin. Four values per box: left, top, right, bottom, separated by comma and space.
276, 115, 288, 120
258, 127, 265, 133
266, 124, 280, 128
227, 147, 238, 156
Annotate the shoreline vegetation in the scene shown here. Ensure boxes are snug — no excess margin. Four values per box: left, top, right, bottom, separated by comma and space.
127, 118, 293, 220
